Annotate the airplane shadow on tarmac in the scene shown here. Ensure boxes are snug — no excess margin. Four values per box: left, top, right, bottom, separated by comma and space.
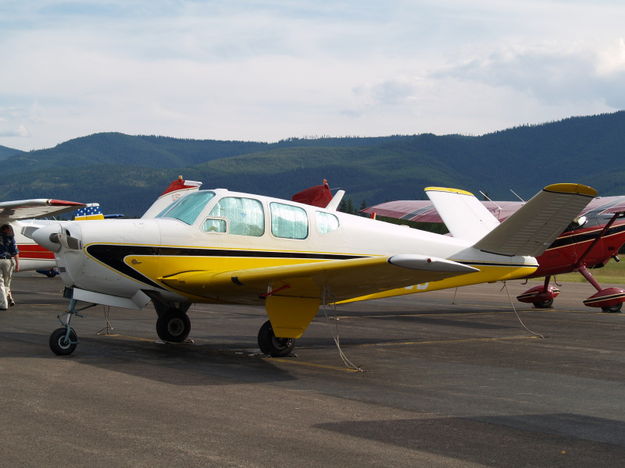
316, 413, 625, 466
0, 330, 299, 386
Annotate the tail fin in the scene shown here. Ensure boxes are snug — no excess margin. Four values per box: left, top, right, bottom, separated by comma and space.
142, 176, 203, 219
474, 183, 596, 256
425, 187, 499, 243
73, 203, 104, 220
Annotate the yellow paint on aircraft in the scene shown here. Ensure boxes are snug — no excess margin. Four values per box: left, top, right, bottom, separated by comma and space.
341, 264, 537, 303
424, 186, 474, 196
265, 295, 320, 338
544, 183, 597, 197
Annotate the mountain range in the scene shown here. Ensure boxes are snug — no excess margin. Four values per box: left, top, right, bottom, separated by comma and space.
1, 111, 624, 215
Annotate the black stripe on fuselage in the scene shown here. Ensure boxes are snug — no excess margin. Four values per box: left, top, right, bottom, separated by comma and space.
547, 224, 625, 250
85, 244, 364, 289
85, 244, 533, 293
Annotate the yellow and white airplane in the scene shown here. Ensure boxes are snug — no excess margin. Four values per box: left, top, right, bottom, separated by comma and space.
26, 182, 596, 357
7, 177, 201, 274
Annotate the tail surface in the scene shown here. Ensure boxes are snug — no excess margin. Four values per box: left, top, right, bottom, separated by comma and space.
73, 203, 104, 220
427, 183, 597, 257
425, 187, 500, 243
473, 183, 597, 256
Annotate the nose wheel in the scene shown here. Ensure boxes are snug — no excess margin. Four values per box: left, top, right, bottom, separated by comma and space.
49, 298, 95, 356
50, 327, 78, 355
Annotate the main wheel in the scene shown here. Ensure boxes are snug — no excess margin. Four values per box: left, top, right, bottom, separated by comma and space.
533, 298, 554, 308
258, 320, 295, 357
601, 304, 622, 313
156, 311, 191, 342
50, 327, 78, 355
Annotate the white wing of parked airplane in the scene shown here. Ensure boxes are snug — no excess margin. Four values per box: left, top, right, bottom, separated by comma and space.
0, 199, 85, 221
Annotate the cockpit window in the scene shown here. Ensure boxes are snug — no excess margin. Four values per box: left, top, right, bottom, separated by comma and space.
156, 191, 216, 225
564, 215, 589, 233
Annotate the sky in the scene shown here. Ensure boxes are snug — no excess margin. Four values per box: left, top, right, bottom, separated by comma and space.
1, 0, 624, 151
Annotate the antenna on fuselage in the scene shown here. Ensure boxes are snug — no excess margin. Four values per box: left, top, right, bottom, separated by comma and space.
479, 190, 503, 219
510, 189, 526, 202
326, 190, 346, 211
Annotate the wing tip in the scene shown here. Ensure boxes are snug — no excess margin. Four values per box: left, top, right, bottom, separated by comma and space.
49, 199, 86, 207
543, 183, 597, 198
424, 186, 474, 197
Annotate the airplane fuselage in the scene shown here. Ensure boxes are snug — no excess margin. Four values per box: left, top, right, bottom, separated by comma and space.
39, 189, 538, 307
532, 219, 625, 277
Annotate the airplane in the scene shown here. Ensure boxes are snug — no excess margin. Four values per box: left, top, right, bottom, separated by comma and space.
25, 181, 596, 357
363, 194, 625, 312
2, 199, 86, 272
8, 177, 203, 276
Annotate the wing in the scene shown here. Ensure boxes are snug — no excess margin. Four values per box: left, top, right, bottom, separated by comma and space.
363, 200, 521, 223
363, 200, 443, 222
0, 199, 85, 220
159, 254, 478, 302
581, 196, 625, 217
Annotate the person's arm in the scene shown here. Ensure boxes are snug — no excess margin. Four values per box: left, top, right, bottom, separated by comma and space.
13, 254, 19, 272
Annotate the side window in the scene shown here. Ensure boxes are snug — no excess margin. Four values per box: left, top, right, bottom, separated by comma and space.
316, 211, 339, 234
202, 218, 227, 233
205, 197, 264, 236
271, 202, 308, 239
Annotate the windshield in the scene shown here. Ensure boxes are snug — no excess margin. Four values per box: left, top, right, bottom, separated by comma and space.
156, 191, 216, 225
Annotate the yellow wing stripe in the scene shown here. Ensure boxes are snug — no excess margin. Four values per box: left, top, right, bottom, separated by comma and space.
424, 186, 474, 196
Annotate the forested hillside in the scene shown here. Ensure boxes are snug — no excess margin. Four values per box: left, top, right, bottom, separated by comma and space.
0, 112, 624, 215
0, 145, 22, 160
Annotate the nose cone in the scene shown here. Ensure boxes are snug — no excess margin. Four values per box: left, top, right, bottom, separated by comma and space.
30, 223, 63, 252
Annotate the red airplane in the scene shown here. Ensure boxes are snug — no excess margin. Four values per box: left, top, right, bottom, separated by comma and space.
363, 196, 625, 312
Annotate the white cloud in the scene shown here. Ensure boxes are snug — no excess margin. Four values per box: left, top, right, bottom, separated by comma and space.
0, 124, 30, 138
431, 42, 625, 108
1, 1, 625, 150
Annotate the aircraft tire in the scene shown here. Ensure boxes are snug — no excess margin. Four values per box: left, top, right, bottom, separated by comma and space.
257, 320, 295, 357
156, 311, 191, 342
50, 327, 78, 355
532, 299, 554, 308
601, 304, 622, 313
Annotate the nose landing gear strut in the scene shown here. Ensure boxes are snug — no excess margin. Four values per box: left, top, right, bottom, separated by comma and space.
49, 296, 97, 356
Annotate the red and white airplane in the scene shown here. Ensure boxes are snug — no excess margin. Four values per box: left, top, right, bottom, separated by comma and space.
5, 200, 86, 272
363, 194, 625, 312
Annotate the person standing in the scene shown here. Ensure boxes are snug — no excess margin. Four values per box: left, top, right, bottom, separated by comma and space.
0, 224, 19, 309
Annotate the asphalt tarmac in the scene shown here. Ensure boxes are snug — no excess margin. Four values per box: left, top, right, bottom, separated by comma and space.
3, 273, 625, 467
